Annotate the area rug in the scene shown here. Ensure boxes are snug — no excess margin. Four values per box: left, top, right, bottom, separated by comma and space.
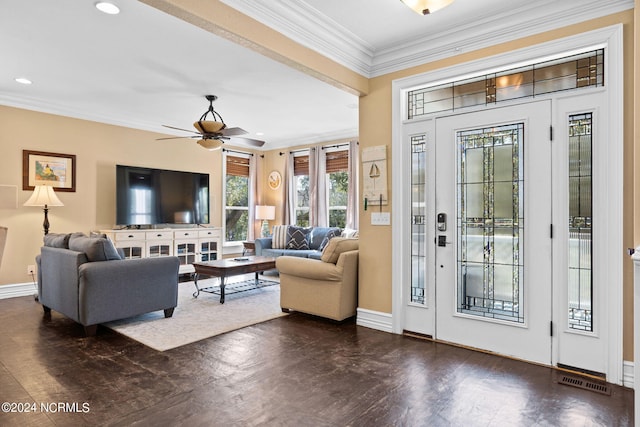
105, 276, 286, 351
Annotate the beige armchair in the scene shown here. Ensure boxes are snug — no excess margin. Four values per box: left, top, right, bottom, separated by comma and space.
276, 237, 358, 321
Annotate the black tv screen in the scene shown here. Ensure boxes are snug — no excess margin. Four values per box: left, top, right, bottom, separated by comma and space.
116, 165, 209, 226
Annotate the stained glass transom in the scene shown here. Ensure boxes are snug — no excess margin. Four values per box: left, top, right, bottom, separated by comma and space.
408, 49, 604, 119
457, 123, 525, 322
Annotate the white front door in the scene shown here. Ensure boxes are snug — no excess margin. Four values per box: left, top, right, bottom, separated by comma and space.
434, 101, 553, 364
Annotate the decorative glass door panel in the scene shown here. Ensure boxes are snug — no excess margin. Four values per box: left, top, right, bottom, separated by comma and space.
457, 124, 524, 322
435, 102, 552, 365
567, 113, 593, 332
411, 135, 427, 305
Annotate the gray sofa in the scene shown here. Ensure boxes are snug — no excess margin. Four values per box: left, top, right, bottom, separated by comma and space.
37, 232, 180, 336
255, 226, 343, 260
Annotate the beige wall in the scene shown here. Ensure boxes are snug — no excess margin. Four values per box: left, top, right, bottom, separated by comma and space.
0, 106, 227, 284
0, 4, 635, 361
357, 11, 635, 359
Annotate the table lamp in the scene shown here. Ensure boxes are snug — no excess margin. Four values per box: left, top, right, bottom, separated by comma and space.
255, 205, 275, 238
24, 185, 64, 235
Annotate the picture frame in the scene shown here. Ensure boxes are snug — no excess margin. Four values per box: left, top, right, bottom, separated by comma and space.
22, 150, 76, 192
268, 170, 282, 190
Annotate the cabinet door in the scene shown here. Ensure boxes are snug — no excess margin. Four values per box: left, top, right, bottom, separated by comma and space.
199, 239, 218, 262
174, 239, 197, 265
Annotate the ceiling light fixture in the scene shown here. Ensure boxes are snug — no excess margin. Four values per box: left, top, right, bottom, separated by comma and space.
400, 0, 454, 15
95, 2, 120, 15
15, 77, 32, 85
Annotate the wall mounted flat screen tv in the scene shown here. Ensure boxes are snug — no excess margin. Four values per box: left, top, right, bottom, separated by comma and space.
116, 165, 210, 226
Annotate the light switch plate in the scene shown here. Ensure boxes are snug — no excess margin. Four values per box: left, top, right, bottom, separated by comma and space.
371, 212, 391, 226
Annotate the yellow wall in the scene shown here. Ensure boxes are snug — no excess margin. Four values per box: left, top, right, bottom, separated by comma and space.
357, 11, 635, 359
0, 106, 230, 284
0, 3, 635, 362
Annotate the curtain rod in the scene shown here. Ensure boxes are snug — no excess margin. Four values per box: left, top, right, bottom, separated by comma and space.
279, 147, 315, 156
222, 148, 253, 156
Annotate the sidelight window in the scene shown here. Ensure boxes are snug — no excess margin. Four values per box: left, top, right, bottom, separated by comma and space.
411, 135, 427, 305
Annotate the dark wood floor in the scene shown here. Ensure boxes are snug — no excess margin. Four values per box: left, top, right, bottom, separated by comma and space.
0, 291, 633, 426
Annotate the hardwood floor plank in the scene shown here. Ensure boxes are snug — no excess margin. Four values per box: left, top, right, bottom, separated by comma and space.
0, 295, 632, 426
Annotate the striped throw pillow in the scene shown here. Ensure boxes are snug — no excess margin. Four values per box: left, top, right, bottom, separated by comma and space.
272, 225, 288, 249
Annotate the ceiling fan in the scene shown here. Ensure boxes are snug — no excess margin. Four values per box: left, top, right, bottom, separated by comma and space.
157, 95, 265, 150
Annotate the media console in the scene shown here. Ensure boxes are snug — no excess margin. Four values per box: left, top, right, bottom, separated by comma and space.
100, 227, 222, 275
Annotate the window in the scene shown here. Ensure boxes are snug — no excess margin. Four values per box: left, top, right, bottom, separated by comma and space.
293, 153, 310, 226
325, 149, 349, 228
225, 154, 250, 242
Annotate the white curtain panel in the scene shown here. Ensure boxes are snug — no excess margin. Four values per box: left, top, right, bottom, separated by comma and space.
346, 140, 359, 230
309, 147, 327, 227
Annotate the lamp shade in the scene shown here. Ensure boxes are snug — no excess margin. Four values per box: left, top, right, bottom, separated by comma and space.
197, 138, 223, 150
255, 205, 275, 221
400, 0, 454, 15
23, 185, 64, 207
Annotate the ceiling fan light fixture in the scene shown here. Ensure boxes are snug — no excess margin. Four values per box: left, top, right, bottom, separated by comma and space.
194, 120, 225, 134
400, 0, 454, 15
197, 139, 223, 150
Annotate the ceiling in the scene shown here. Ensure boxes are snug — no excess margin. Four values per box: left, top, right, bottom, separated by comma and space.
0, 0, 632, 150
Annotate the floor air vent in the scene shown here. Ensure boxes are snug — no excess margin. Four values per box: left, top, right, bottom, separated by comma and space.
557, 374, 611, 396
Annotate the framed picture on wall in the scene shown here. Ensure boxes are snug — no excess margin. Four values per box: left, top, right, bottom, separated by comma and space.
22, 150, 76, 192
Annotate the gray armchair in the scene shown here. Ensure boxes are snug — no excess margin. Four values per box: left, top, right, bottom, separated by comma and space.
37, 233, 180, 336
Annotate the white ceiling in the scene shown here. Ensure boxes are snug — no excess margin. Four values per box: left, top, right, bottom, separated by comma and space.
0, 0, 632, 150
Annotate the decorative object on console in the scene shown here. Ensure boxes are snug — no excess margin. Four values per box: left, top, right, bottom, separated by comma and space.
255, 205, 275, 238
23, 150, 76, 192
23, 185, 64, 235
399, 0, 454, 15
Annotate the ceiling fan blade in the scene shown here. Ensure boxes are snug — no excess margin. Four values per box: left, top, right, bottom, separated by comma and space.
219, 127, 247, 137
156, 136, 196, 141
230, 136, 266, 147
162, 124, 201, 135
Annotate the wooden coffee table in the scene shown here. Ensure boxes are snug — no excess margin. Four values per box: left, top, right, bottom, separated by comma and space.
192, 256, 277, 303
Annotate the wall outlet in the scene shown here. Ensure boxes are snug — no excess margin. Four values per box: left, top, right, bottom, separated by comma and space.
27, 264, 35, 275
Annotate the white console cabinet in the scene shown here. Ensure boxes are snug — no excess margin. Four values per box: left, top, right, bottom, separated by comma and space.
101, 227, 222, 274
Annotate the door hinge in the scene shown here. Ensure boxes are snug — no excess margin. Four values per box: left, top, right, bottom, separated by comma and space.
550, 321, 554, 337
550, 224, 553, 239
550, 125, 554, 141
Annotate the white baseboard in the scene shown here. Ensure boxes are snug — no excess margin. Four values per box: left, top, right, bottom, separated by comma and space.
356, 307, 393, 333
623, 360, 634, 388
0, 282, 37, 299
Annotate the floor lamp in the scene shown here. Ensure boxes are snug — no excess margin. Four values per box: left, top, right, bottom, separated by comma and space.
255, 205, 275, 238
24, 185, 64, 235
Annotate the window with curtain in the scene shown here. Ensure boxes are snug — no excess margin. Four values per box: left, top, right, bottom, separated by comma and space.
325, 149, 349, 228
225, 154, 251, 242
293, 153, 310, 226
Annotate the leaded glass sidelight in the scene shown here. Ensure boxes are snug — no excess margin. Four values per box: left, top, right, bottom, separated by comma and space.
568, 113, 593, 331
457, 123, 524, 322
411, 135, 427, 305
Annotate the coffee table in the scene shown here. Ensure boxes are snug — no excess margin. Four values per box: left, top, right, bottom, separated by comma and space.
192, 256, 277, 303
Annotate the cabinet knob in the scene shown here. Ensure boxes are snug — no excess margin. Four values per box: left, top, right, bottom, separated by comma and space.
157, 234, 162, 237
128, 235, 134, 238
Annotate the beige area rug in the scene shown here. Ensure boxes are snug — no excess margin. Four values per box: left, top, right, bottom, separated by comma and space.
105, 275, 285, 351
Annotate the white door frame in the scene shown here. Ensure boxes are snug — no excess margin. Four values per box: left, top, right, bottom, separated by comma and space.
391, 25, 623, 384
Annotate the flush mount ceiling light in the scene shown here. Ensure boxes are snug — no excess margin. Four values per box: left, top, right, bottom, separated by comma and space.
95, 2, 120, 15
400, 0, 454, 15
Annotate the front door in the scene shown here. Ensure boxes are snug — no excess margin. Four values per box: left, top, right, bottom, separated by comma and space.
434, 101, 553, 364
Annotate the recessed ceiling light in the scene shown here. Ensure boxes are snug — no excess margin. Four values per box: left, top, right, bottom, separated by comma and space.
15, 77, 32, 85
256, 132, 265, 136
95, 2, 120, 15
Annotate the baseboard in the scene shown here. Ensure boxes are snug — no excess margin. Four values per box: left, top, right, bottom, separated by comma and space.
623, 360, 634, 388
356, 307, 393, 333
0, 282, 37, 300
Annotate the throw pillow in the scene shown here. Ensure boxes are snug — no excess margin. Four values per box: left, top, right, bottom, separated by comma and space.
286, 226, 312, 250
42, 233, 71, 248
69, 233, 122, 262
271, 225, 288, 249
341, 228, 359, 238
318, 228, 343, 251
321, 237, 359, 264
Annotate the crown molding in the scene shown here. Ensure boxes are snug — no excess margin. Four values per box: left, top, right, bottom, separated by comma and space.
220, 0, 374, 76
220, 0, 633, 78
